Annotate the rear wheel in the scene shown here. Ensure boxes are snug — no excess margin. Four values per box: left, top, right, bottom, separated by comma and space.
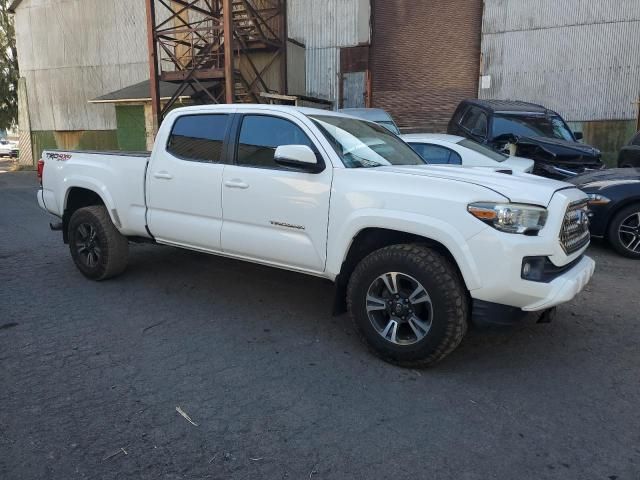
68, 206, 129, 280
347, 244, 468, 367
607, 203, 640, 259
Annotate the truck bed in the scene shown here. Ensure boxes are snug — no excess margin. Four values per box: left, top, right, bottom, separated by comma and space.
40, 149, 151, 238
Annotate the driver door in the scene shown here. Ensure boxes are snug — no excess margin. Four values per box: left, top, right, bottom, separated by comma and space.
221, 112, 332, 273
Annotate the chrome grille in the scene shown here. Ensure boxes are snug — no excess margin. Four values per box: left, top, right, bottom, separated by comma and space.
560, 200, 590, 254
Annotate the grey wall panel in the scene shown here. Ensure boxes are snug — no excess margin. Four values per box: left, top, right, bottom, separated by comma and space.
288, 0, 369, 103
481, 0, 640, 121
14, 0, 149, 131
305, 47, 339, 102
288, 0, 369, 48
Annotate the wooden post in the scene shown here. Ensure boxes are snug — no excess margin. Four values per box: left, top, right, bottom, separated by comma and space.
223, 0, 234, 104
145, 0, 161, 135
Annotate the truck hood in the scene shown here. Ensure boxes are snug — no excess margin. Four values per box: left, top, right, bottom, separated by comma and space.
376, 164, 573, 206
516, 136, 601, 162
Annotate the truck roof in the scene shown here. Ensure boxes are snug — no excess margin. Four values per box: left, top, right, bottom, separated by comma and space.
167, 103, 347, 118
462, 99, 556, 116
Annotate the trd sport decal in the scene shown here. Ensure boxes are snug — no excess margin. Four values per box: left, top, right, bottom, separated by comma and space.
45, 153, 72, 161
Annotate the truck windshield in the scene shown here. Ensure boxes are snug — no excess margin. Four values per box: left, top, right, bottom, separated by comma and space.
308, 115, 424, 168
493, 114, 574, 141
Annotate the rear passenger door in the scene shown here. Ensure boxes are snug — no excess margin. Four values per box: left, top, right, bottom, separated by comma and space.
146, 112, 232, 251
221, 112, 332, 273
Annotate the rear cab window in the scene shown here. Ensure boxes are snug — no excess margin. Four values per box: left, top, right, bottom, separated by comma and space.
167, 114, 230, 162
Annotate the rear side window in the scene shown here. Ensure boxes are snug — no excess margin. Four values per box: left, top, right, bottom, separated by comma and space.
409, 143, 462, 165
236, 115, 314, 169
632, 132, 640, 146
167, 114, 230, 162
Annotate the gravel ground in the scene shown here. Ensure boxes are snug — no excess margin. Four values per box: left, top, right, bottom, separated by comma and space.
1, 168, 638, 480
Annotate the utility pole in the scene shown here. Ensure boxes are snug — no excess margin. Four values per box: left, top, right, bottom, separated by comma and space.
145, 0, 161, 135
223, 0, 234, 104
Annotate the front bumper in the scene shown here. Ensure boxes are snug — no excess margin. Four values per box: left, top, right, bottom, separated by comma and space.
465, 187, 595, 313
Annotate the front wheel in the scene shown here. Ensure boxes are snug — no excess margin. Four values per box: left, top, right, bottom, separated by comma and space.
347, 244, 468, 368
68, 205, 129, 280
607, 203, 640, 259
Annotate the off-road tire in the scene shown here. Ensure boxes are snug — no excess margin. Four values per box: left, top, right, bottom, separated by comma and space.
607, 203, 640, 259
68, 205, 129, 280
347, 244, 468, 368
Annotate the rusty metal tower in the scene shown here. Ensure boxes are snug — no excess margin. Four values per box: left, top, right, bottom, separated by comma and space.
144, 0, 287, 132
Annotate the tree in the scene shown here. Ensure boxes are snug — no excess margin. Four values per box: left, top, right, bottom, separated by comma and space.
0, 1, 18, 131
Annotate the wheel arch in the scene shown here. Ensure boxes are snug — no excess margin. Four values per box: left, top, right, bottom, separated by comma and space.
63, 186, 116, 243
332, 227, 474, 315
604, 197, 640, 240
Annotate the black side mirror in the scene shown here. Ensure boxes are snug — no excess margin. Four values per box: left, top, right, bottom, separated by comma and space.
574, 131, 584, 141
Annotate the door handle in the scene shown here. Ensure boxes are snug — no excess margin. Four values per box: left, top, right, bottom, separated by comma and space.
153, 171, 173, 180
224, 179, 249, 189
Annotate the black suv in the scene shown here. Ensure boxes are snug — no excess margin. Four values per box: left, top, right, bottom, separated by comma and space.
448, 99, 603, 179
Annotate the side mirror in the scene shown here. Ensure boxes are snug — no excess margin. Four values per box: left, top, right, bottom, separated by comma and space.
274, 145, 323, 173
574, 131, 584, 141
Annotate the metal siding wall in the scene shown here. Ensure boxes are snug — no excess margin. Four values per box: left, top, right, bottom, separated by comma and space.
481, 0, 640, 121
287, 0, 370, 103
14, 0, 149, 132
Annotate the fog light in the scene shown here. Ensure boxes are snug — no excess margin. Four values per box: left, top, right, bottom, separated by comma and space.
521, 256, 546, 281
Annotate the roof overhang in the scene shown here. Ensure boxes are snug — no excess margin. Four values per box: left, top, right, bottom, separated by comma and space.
8, 0, 24, 13
89, 80, 220, 105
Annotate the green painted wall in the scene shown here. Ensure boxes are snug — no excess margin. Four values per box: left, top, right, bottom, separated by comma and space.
568, 120, 637, 167
30, 130, 119, 167
116, 105, 146, 151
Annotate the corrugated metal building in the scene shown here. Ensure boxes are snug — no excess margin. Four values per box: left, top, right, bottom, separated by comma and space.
12, 0, 150, 164
481, 0, 640, 163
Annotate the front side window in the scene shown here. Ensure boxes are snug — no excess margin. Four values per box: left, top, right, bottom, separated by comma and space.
460, 107, 488, 137
409, 143, 462, 165
492, 114, 574, 141
167, 114, 230, 162
237, 115, 314, 169
631, 132, 640, 146
309, 115, 423, 168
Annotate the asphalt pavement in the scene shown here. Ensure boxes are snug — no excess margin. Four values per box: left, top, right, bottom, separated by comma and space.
1, 168, 638, 479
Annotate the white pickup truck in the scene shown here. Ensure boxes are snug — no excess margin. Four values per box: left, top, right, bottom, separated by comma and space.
37, 105, 595, 367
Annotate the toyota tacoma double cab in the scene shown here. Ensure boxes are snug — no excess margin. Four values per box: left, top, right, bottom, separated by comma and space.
37, 105, 595, 367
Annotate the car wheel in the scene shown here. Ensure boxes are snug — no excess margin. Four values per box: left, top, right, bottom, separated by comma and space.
68, 205, 129, 280
347, 244, 468, 367
607, 203, 640, 259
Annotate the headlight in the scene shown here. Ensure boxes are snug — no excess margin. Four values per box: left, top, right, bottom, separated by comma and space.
586, 193, 610, 205
468, 202, 548, 234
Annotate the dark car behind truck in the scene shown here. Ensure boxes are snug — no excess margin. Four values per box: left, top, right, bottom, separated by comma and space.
448, 99, 603, 179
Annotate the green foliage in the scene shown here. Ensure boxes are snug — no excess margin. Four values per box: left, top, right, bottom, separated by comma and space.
0, 1, 18, 131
